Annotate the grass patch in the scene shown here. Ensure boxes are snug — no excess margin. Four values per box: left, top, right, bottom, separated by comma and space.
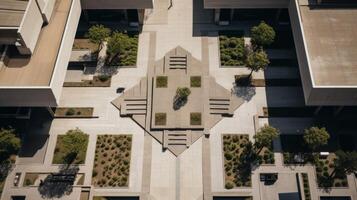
155, 113, 167, 126
63, 76, 111, 87
72, 39, 98, 52
52, 134, 89, 164
220, 36, 245, 66
190, 76, 201, 88
156, 76, 168, 88
92, 135, 132, 187
23, 173, 39, 187
302, 173, 311, 200
54, 107, 94, 118
222, 134, 252, 188
190, 112, 202, 125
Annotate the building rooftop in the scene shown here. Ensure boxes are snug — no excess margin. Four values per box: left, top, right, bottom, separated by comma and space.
0, 0, 72, 86
0, 0, 28, 27
300, 4, 357, 86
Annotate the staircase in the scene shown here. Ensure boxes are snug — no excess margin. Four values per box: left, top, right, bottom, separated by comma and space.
120, 97, 147, 116
168, 56, 187, 69
209, 98, 232, 115
163, 130, 192, 155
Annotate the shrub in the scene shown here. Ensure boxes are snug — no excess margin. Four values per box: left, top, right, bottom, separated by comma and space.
65, 108, 75, 116
224, 153, 233, 160
219, 36, 245, 66
97, 75, 110, 82
225, 181, 234, 189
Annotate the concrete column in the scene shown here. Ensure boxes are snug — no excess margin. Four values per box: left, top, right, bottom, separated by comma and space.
275, 8, 282, 24
230, 9, 234, 22
138, 9, 145, 25
214, 9, 220, 24
46, 106, 55, 118
314, 106, 322, 116
333, 106, 344, 117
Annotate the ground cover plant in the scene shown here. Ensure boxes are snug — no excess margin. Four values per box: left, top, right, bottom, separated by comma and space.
301, 173, 311, 200
63, 75, 111, 87
92, 135, 132, 187
54, 107, 94, 118
190, 112, 202, 125
190, 76, 201, 87
155, 113, 167, 126
72, 39, 98, 53
52, 129, 89, 164
156, 76, 168, 88
23, 173, 39, 186
106, 31, 138, 66
219, 36, 245, 66
222, 134, 252, 188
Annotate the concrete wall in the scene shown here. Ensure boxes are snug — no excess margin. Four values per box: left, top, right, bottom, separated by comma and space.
82, 0, 154, 9
50, 0, 81, 106
37, 0, 56, 22
18, 0, 43, 54
204, 0, 289, 9
0, 88, 57, 107
289, 0, 357, 106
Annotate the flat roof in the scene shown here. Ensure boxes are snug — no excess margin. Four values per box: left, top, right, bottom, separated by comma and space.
0, 0, 72, 86
0, 0, 28, 27
300, 5, 357, 86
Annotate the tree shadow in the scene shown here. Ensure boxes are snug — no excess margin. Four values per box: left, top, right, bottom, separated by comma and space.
173, 96, 188, 110
38, 165, 79, 199
232, 83, 256, 102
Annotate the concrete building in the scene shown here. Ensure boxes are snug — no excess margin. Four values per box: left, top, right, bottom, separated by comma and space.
0, 0, 153, 109
204, 0, 357, 106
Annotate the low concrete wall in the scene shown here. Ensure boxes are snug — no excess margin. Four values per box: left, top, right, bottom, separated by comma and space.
82, 0, 154, 9
204, 0, 289, 9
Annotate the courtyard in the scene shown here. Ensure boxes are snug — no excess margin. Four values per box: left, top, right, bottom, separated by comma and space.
0, 0, 356, 200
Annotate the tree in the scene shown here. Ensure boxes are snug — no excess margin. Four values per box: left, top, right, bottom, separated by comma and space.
251, 21, 276, 47
87, 24, 111, 51
0, 128, 21, 162
303, 127, 330, 151
62, 128, 88, 164
245, 49, 270, 79
254, 125, 279, 154
106, 31, 131, 65
331, 150, 357, 178
176, 87, 191, 99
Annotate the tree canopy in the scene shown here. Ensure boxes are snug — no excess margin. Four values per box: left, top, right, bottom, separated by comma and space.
245, 49, 269, 77
176, 87, 191, 99
0, 128, 21, 162
106, 31, 131, 64
87, 24, 111, 50
303, 127, 330, 151
254, 125, 279, 154
251, 21, 276, 47
333, 150, 357, 176
62, 128, 88, 157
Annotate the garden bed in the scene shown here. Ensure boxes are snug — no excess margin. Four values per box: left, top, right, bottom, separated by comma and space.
190, 112, 202, 125
155, 113, 167, 126
92, 135, 132, 187
222, 134, 252, 189
52, 134, 89, 164
316, 154, 348, 188
63, 75, 111, 87
23, 173, 40, 186
156, 76, 168, 88
259, 146, 275, 165
219, 35, 245, 67
301, 173, 311, 200
190, 76, 201, 88
54, 107, 94, 118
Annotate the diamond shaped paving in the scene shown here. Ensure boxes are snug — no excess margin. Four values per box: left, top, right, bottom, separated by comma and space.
112, 46, 244, 156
